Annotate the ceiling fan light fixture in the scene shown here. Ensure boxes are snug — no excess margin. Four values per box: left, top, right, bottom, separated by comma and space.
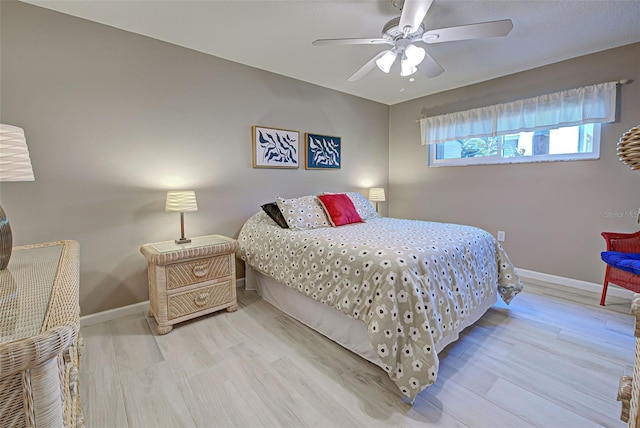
314, 1, 514, 83
400, 58, 417, 77
375, 50, 397, 73
404, 44, 426, 66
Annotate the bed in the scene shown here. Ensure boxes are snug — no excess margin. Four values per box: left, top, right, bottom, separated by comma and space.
236, 192, 523, 403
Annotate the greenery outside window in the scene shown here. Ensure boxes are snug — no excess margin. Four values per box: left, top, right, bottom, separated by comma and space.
420, 82, 616, 167
429, 123, 600, 166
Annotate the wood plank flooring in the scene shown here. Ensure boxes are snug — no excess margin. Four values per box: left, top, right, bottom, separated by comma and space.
80, 281, 635, 427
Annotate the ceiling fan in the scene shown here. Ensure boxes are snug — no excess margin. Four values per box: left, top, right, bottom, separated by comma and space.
312, 0, 513, 81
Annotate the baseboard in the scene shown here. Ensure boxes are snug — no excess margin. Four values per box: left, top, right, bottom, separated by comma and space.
80, 271, 632, 326
80, 300, 149, 327
80, 277, 248, 327
516, 267, 635, 299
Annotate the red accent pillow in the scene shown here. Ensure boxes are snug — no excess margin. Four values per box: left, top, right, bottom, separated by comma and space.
317, 194, 363, 227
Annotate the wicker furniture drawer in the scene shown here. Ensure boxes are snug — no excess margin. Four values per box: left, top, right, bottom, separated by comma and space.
166, 254, 231, 290
168, 280, 233, 320
140, 235, 239, 334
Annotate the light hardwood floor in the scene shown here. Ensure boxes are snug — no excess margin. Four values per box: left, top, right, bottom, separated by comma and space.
80, 280, 634, 428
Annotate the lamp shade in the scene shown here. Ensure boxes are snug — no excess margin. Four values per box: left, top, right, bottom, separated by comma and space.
618, 125, 640, 170
368, 188, 386, 202
0, 124, 34, 270
400, 59, 417, 77
375, 50, 397, 74
165, 191, 198, 212
404, 44, 426, 66
0, 124, 34, 181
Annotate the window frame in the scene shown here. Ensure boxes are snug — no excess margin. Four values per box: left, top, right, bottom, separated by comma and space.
428, 123, 601, 167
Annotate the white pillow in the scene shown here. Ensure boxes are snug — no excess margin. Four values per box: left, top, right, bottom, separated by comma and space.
344, 192, 380, 221
276, 195, 331, 230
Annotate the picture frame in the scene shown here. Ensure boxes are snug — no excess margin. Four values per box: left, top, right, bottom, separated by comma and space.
305, 133, 341, 169
252, 125, 300, 169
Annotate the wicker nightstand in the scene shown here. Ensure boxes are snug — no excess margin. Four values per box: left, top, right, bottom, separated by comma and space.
140, 235, 238, 334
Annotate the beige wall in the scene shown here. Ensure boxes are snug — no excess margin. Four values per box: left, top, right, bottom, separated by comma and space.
0, 2, 390, 314
390, 43, 640, 285
3, 1, 638, 316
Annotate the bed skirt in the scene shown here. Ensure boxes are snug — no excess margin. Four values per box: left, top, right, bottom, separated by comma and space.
245, 265, 497, 368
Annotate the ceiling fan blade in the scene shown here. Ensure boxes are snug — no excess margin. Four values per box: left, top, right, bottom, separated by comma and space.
312, 38, 392, 46
399, 0, 434, 35
348, 51, 389, 82
422, 19, 513, 43
416, 50, 444, 78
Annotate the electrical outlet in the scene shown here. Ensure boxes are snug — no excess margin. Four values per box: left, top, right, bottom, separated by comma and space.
497, 231, 506, 242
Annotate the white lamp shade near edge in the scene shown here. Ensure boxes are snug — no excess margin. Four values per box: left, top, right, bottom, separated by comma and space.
368, 188, 386, 202
166, 190, 198, 212
0, 123, 34, 270
0, 124, 34, 181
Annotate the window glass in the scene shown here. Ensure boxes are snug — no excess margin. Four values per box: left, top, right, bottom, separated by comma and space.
429, 123, 598, 166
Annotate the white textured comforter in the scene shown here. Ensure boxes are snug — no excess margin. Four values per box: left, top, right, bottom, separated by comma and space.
237, 211, 523, 402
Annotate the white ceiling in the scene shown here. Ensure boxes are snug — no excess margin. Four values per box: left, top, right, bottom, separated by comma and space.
20, 0, 640, 105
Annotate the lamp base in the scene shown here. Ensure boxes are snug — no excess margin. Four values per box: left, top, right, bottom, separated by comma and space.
175, 238, 191, 245
0, 204, 13, 270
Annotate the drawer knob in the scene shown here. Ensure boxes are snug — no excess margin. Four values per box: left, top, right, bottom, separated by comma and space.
195, 292, 210, 306
193, 264, 210, 277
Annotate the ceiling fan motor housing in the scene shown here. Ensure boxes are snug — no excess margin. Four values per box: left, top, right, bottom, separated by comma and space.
383, 17, 425, 42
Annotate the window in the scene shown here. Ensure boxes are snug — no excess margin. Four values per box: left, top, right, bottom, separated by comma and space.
420, 82, 616, 167
430, 123, 600, 166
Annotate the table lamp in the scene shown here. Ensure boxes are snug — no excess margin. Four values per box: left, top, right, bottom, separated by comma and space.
0, 124, 35, 270
165, 190, 198, 244
368, 187, 386, 212
617, 125, 640, 223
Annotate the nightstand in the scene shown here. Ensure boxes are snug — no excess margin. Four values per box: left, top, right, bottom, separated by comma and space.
140, 235, 238, 334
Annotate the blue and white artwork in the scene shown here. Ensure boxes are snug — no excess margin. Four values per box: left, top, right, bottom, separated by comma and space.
252, 126, 299, 168
305, 133, 341, 169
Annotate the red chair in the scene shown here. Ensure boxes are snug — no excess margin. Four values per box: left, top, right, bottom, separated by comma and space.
601, 231, 640, 305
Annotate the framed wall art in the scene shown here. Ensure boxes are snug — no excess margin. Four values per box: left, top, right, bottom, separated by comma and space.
252, 125, 300, 168
305, 133, 341, 169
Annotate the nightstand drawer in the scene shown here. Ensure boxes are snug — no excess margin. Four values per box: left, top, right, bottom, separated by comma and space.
166, 254, 231, 290
167, 280, 233, 320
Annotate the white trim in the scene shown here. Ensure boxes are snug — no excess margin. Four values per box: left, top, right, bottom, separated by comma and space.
516, 267, 635, 299
80, 277, 247, 327
80, 300, 149, 327
236, 277, 245, 289
80, 270, 632, 327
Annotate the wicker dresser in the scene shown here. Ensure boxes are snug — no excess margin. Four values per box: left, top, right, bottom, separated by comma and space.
0, 241, 83, 428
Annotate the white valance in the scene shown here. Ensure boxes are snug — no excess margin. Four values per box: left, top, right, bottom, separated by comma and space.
420, 81, 617, 145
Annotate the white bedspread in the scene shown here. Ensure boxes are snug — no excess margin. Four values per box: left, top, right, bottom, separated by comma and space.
237, 212, 523, 402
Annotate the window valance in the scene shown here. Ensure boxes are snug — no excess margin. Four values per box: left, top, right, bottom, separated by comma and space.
420, 81, 617, 145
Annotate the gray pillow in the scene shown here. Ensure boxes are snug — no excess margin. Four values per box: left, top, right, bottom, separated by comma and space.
261, 202, 289, 228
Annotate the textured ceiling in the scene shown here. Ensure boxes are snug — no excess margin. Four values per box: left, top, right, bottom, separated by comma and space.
19, 0, 640, 105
